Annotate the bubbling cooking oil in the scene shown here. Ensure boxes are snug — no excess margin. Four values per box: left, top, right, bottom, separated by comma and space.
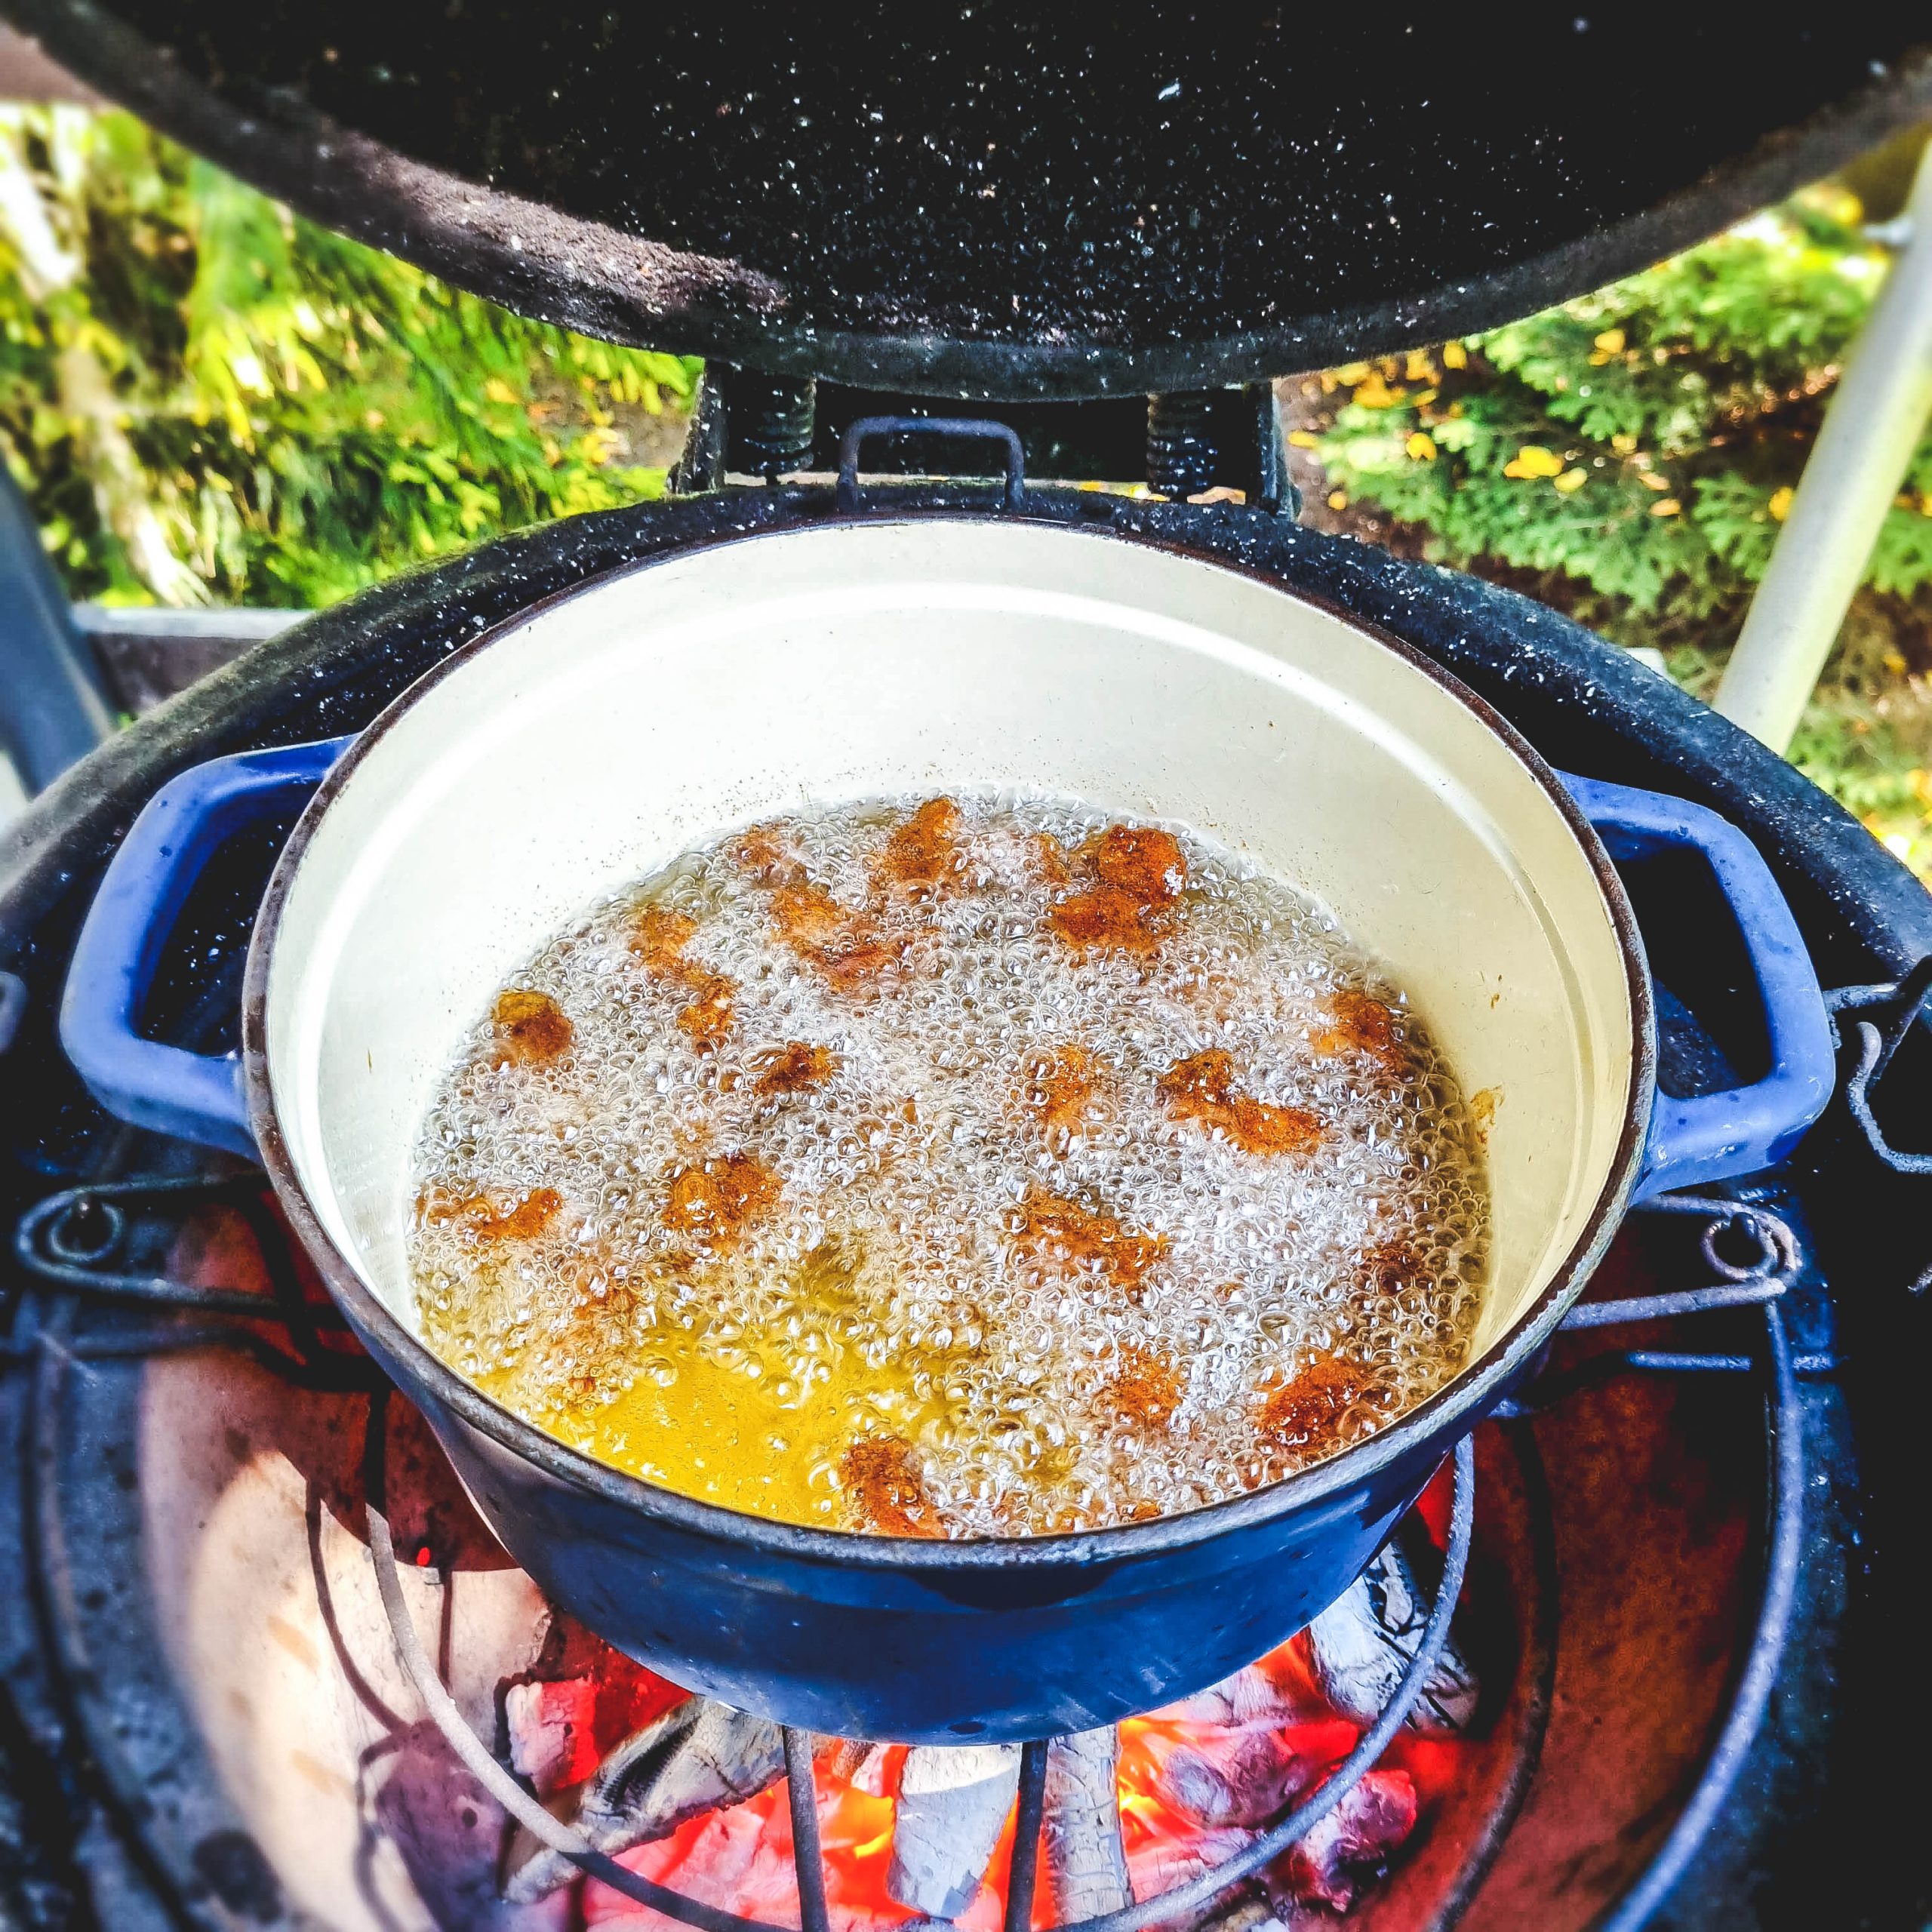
408, 797, 1488, 1537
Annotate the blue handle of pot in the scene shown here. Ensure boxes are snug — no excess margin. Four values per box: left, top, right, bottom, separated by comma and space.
61, 738, 1831, 1193
60, 736, 355, 1158
1558, 772, 1833, 1199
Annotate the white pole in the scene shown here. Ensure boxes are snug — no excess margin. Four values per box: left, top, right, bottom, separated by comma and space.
1713, 141, 1932, 752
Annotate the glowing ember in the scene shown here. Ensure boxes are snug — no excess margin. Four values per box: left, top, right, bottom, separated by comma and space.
515, 1616, 1457, 1930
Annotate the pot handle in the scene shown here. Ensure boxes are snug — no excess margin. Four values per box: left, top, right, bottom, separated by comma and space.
60, 736, 355, 1158
836, 416, 1026, 512
1559, 772, 1833, 1199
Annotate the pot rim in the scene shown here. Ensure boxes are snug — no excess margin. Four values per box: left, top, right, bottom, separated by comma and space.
241, 505, 1654, 1570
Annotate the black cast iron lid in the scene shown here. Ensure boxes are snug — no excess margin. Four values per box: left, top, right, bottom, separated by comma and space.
5, 5, 1930, 398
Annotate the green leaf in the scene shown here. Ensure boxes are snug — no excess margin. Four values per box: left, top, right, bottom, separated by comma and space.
0, 103, 700, 608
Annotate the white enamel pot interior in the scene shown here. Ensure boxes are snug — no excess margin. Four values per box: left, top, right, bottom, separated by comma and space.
248, 517, 1641, 1513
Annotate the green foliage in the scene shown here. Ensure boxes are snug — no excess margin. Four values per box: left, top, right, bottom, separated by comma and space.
1312, 186, 1932, 629
1782, 622, 1932, 878
1304, 180, 1932, 879
0, 104, 699, 607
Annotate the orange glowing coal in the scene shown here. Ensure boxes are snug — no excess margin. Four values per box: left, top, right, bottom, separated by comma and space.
561, 1628, 1447, 1930
586, 1763, 922, 1931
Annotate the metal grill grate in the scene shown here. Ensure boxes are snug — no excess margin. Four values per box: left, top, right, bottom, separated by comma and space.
9, 1171, 1809, 1931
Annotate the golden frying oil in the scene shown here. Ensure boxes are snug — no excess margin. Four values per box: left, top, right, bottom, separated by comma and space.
410, 796, 1488, 1537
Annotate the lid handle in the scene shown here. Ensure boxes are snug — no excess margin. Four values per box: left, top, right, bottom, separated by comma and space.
836, 417, 1026, 512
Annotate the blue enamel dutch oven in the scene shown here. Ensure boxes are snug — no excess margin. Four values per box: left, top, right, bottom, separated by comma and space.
57, 514, 1832, 1742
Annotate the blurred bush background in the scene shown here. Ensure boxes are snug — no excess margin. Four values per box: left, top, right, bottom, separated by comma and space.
1282, 125, 1932, 878
0, 104, 697, 611
4, 98, 1931, 874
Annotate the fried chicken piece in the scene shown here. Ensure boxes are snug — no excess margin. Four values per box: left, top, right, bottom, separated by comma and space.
419, 1186, 563, 1244
770, 883, 906, 992
494, 989, 572, 1065
877, 797, 966, 895
787, 1235, 871, 1321
1257, 1356, 1380, 1461
546, 1268, 651, 1398
675, 973, 737, 1052
1018, 1044, 1103, 1145
1313, 989, 1411, 1077
730, 825, 808, 887
840, 1435, 945, 1537
1158, 1050, 1324, 1155
1362, 1238, 1426, 1298
627, 906, 699, 974
661, 1154, 779, 1249
1011, 1188, 1168, 1297
812, 932, 908, 993
1045, 822, 1190, 955
1086, 824, 1187, 906
1048, 883, 1164, 955
752, 1041, 838, 1096
628, 906, 737, 1051
769, 881, 846, 949
1102, 1346, 1185, 1429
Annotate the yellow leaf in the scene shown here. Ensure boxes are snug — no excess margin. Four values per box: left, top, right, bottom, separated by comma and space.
1808, 183, 1864, 227
1327, 490, 1349, 511
1920, 494, 1932, 518
1352, 374, 1404, 409
1287, 429, 1321, 448
1503, 445, 1564, 479
1768, 485, 1795, 521
1403, 349, 1438, 383
1405, 431, 1438, 460
1441, 340, 1469, 370
482, 377, 518, 405
1650, 497, 1681, 518
1593, 328, 1626, 354
1554, 467, 1588, 494
1638, 470, 1673, 491
1611, 432, 1638, 455
1335, 362, 1372, 384
1884, 651, 1909, 675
